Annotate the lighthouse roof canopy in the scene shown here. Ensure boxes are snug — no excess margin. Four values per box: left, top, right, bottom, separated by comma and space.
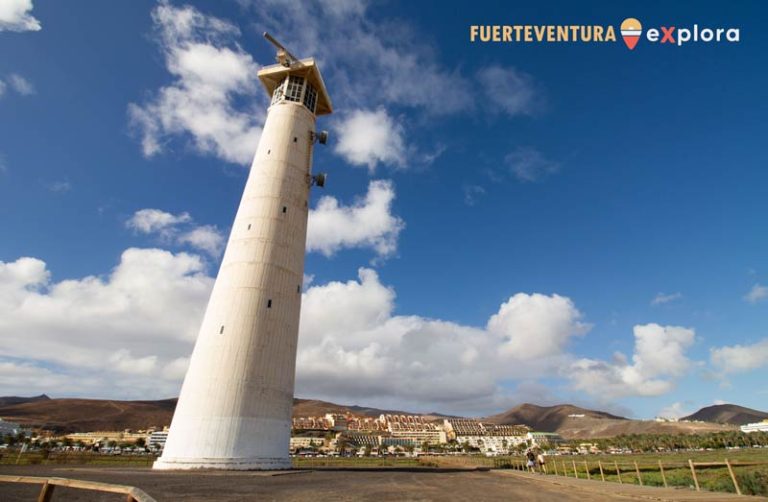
258, 58, 333, 116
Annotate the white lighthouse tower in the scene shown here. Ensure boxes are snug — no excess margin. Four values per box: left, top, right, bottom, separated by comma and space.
154, 35, 332, 470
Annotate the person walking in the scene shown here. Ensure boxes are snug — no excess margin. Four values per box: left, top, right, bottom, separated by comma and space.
537, 451, 546, 474
526, 449, 536, 473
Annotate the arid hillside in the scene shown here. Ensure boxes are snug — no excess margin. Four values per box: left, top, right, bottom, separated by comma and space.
682, 404, 768, 425
484, 403, 739, 439
0, 397, 415, 433
1, 396, 757, 438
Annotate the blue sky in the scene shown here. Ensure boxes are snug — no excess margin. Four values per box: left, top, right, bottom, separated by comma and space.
1, 0, 766, 420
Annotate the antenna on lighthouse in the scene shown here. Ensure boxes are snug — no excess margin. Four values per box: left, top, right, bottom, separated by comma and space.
263, 32, 303, 68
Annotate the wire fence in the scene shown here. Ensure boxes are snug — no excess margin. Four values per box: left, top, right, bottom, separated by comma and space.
500, 455, 768, 496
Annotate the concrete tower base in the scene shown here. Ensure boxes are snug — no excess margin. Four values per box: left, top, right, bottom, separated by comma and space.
153, 457, 291, 471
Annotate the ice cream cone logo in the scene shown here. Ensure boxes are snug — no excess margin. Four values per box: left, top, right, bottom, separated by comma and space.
621, 18, 642, 50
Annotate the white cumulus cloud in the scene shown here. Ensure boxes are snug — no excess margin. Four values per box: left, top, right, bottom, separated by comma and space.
126, 208, 224, 257
569, 324, 696, 399
0, 254, 588, 412
0, 361, 68, 395
127, 208, 191, 236
128, 2, 263, 165
307, 180, 404, 258
710, 339, 768, 374
332, 109, 406, 171
0, 250, 213, 398
487, 293, 590, 359
176, 224, 225, 257
296, 268, 589, 412
0, 0, 41, 32
1, 247, 698, 413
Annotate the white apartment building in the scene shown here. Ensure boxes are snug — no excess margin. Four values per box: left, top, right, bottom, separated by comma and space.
456, 434, 527, 453
290, 437, 324, 449
0, 418, 24, 436
148, 430, 169, 448
741, 420, 768, 433
527, 432, 565, 446
390, 429, 447, 445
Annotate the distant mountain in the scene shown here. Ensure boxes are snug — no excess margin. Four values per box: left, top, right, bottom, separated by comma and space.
291, 398, 351, 417
682, 404, 768, 425
485, 403, 626, 431
292, 399, 415, 418
0, 396, 747, 438
485, 403, 737, 439
0, 396, 423, 433
0, 397, 177, 433
0, 394, 50, 407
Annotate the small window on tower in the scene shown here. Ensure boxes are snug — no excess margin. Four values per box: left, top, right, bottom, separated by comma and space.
247, 224, 252, 230
219, 325, 224, 334
282, 206, 287, 213
303, 83, 317, 113
271, 78, 287, 105
285, 75, 304, 102
267, 299, 272, 308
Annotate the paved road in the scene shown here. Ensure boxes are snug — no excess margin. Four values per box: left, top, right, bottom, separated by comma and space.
0, 466, 762, 501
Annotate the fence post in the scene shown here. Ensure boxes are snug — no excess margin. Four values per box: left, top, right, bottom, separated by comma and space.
572, 459, 578, 478
562, 461, 567, 477
634, 461, 643, 486
553, 460, 558, 476
584, 460, 591, 480
37, 482, 55, 502
725, 458, 741, 496
598, 460, 605, 482
658, 460, 668, 488
688, 459, 700, 492
614, 461, 622, 484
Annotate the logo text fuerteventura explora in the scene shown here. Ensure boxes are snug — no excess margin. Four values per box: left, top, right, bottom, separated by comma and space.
469, 19, 740, 50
